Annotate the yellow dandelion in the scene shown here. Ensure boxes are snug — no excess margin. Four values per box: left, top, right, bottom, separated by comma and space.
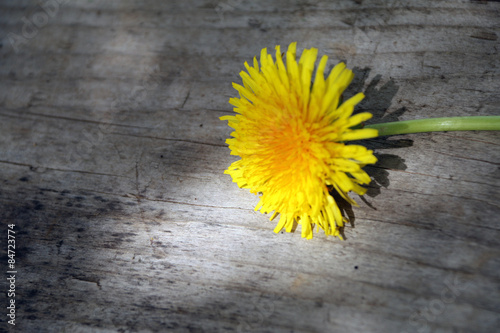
220, 42, 378, 239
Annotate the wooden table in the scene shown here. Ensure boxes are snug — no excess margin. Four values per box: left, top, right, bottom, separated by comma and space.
1, 1, 499, 332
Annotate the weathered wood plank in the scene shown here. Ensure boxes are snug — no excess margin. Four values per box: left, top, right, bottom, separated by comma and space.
0, 0, 499, 332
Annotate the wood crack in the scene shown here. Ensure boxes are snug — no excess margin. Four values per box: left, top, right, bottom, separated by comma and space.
388, 188, 500, 210
0, 160, 130, 178
110, 132, 227, 147
70, 274, 102, 290
432, 150, 500, 165
0, 110, 155, 130
127, 194, 255, 211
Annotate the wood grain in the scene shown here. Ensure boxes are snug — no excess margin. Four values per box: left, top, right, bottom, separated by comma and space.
1, 0, 499, 332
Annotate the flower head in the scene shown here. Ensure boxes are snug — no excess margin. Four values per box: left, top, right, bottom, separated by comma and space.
221, 42, 378, 239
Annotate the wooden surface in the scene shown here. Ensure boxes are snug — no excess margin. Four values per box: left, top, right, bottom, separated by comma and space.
1, 1, 499, 332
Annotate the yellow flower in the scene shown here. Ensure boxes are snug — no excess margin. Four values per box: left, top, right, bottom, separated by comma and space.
220, 42, 378, 239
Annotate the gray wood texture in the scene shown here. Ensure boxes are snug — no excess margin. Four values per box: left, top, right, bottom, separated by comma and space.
1, 0, 499, 332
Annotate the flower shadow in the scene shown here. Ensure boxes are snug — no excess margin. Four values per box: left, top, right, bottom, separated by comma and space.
348, 67, 406, 123
336, 67, 412, 238
364, 139, 412, 197
347, 66, 412, 198
329, 189, 356, 240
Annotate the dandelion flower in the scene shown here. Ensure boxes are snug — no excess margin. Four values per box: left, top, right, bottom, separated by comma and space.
220, 42, 378, 239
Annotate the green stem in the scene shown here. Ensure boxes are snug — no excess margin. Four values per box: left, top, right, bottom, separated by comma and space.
365, 116, 500, 136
